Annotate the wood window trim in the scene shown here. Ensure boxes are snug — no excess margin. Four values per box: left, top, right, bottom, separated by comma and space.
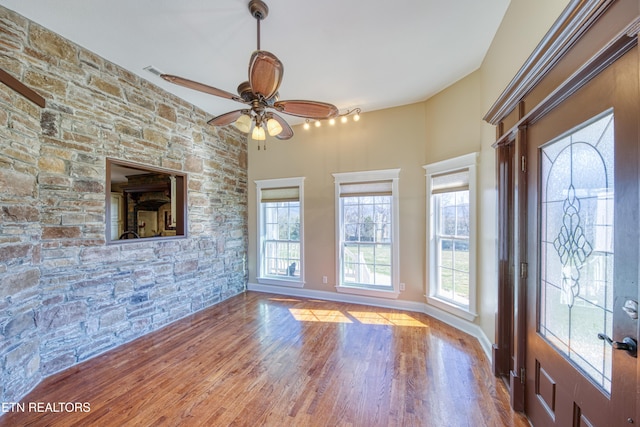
487, 0, 640, 140
484, 0, 616, 126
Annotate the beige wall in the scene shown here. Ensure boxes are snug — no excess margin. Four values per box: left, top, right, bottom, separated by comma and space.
475, 0, 572, 340
248, 75, 482, 304
249, 102, 430, 302
425, 70, 483, 161
248, 0, 571, 343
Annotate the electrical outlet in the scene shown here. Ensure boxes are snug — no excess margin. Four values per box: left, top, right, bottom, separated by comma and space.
322, 276, 328, 284
399, 282, 405, 291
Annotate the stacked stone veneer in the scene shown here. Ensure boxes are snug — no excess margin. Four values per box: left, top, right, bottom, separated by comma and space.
0, 6, 248, 404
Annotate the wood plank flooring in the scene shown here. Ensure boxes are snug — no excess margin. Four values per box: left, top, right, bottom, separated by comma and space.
0, 292, 530, 426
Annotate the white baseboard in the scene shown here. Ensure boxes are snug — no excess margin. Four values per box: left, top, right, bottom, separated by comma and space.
247, 282, 493, 361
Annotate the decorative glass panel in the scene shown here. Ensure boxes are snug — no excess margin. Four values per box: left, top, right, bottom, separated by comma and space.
539, 111, 614, 393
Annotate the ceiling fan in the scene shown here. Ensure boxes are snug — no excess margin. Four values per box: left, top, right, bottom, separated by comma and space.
160, 0, 339, 143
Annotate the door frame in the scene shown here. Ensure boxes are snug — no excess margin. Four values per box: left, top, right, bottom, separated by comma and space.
487, 0, 640, 415
493, 125, 528, 412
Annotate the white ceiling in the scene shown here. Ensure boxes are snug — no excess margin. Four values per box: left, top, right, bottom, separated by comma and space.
1, 0, 510, 123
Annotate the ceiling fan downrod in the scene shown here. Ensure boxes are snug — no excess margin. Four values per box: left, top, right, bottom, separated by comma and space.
248, 0, 269, 50
160, 0, 340, 143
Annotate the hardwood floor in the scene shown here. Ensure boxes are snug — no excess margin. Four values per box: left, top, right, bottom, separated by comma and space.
1, 292, 530, 426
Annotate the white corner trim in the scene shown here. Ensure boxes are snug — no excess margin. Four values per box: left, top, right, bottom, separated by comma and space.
422, 152, 478, 174
426, 296, 478, 322
422, 303, 492, 359
247, 282, 493, 361
335, 285, 400, 299
257, 277, 305, 288
255, 176, 306, 188
332, 168, 401, 183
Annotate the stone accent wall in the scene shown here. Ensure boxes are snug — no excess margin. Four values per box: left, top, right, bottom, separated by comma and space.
0, 6, 248, 404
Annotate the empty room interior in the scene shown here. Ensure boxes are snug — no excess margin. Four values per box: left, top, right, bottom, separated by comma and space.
1, 0, 639, 426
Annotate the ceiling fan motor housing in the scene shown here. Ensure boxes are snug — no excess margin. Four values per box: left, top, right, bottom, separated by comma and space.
249, 0, 269, 20
237, 81, 254, 102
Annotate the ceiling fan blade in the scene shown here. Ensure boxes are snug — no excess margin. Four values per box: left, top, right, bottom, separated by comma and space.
161, 74, 243, 102
207, 109, 246, 127
274, 100, 339, 120
267, 112, 294, 140
248, 50, 283, 99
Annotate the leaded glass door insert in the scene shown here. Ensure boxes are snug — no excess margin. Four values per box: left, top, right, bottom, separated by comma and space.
539, 111, 614, 393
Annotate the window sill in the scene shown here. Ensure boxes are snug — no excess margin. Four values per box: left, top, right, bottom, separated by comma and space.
336, 285, 399, 299
426, 296, 477, 322
257, 277, 305, 288
107, 234, 186, 245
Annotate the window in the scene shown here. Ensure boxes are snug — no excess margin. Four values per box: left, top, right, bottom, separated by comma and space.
539, 111, 614, 392
333, 169, 400, 299
256, 177, 304, 287
424, 153, 477, 321
106, 159, 187, 243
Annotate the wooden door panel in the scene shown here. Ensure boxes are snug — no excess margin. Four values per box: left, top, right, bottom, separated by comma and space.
532, 344, 610, 426
526, 45, 639, 427
534, 360, 556, 418
575, 406, 596, 427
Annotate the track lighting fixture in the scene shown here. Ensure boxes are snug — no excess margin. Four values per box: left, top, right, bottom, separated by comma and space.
303, 108, 362, 132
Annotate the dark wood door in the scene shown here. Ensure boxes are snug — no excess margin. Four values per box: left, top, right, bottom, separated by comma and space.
495, 133, 527, 411
525, 45, 639, 426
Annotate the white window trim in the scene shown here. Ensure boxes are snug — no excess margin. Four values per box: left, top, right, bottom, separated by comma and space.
424, 153, 478, 321
333, 168, 401, 299
255, 177, 305, 288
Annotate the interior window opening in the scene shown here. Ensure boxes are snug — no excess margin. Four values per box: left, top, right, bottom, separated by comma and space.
106, 159, 187, 242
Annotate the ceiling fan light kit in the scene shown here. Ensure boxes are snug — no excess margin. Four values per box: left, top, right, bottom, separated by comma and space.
252, 125, 266, 141
158, 0, 358, 149
233, 113, 253, 133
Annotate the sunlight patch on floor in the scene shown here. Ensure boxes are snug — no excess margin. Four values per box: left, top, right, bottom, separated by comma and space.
287, 307, 429, 327
268, 297, 302, 303
289, 308, 353, 323
348, 311, 429, 327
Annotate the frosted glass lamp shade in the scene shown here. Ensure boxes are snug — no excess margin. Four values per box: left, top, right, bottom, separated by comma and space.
252, 125, 266, 141
266, 118, 283, 136
234, 114, 252, 133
